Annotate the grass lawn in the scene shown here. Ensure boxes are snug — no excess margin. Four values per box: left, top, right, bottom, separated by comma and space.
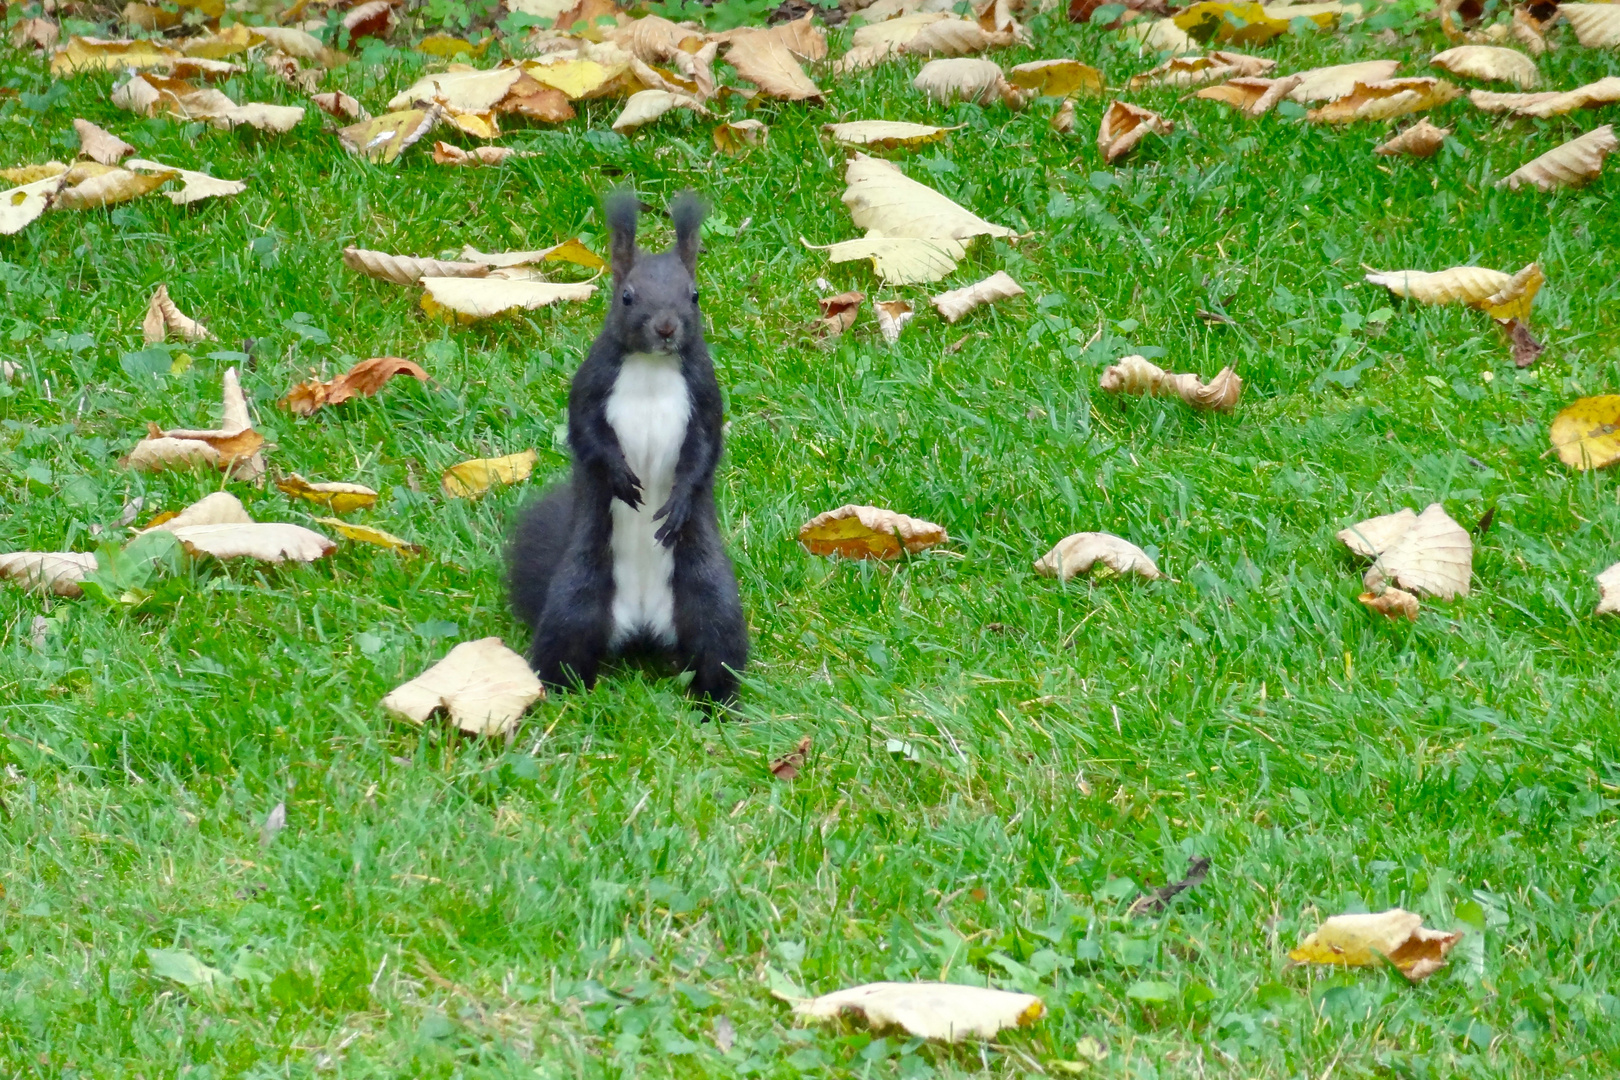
3, 1, 1620, 1075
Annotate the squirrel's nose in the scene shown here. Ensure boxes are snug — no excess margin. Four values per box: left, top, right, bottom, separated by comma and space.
654, 317, 677, 339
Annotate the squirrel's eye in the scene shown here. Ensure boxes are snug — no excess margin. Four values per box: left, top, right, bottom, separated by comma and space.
620, 289, 633, 306
690, 286, 700, 303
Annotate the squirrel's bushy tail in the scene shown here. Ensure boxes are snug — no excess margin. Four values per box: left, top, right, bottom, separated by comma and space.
506, 484, 575, 629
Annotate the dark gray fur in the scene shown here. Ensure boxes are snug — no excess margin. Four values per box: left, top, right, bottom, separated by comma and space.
506, 190, 747, 705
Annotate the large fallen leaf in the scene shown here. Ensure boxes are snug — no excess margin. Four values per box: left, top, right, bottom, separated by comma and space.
1034, 532, 1163, 582
0, 551, 99, 597
382, 637, 543, 737
1130, 50, 1275, 90
1559, 4, 1620, 49
458, 240, 605, 270
1375, 120, 1450, 157
817, 291, 865, 338
1359, 587, 1419, 620
723, 26, 823, 101
1550, 396, 1620, 471
1193, 74, 1301, 116
796, 983, 1043, 1042
875, 300, 915, 343
255, 25, 348, 68
714, 118, 768, 152
1098, 101, 1173, 163
842, 153, 1015, 243
1007, 58, 1104, 97
336, 109, 437, 163
1336, 507, 1418, 559
1099, 355, 1241, 411
1499, 125, 1616, 191
138, 491, 252, 532
420, 278, 597, 320
712, 13, 826, 58
1289, 909, 1461, 981
126, 158, 245, 205
387, 66, 525, 112
54, 166, 175, 210
608, 14, 703, 63
1364, 263, 1543, 323
279, 356, 429, 416
52, 36, 241, 77
931, 271, 1024, 322
126, 367, 265, 479
1470, 77, 1620, 118
343, 247, 492, 286
1429, 45, 1538, 88
1173, 1, 1289, 44
442, 450, 539, 498
1595, 561, 1620, 616
73, 118, 135, 164
0, 162, 68, 185
113, 75, 304, 132
798, 505, 947, 560
313, 518, 421, 554
1308, 78, 1459, 123
1287, 59, 1402, 102
520, 57, 631, 100
1357, 503, 1472, 599
0, 175, 65, 235
169, 522, 335, 563
142, 284, 213, 344
277, 474, 379, 513
823, 120, 960, 150
912, 57, 1014, 105
801, 235, 967, 285
611, 88, 708, 132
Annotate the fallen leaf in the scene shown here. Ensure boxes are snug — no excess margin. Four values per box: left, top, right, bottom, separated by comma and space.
73, 118, 135, 164
1595, 561, 1620, 616
1126, 16, 1198, 53
255, 26, 348, 68
1359, 587, 1420, 620
1173, 0, 1289, 44
521, 56, 632, 100
418, 32, 491, 59
1034, 532, 1164, 582
1099, 355, 1241, 411
11, 16, 59, 51
382, 637, 544, 737
498, 76, 577, 121
714, 118, 768, 152
841, 12, 1006, 71
54, 166, 175, 210
842, 153, 1016, 244
1549, 395, 1620, 471
1007, 58, 1104, 98
1051, 98, 1077, 132
1337, 508, 1418, 559
0, 162, 69, 185
342, 0, 397, 40
817, 291, 865, 338
608, 14, 704, 63
798, 505, 948, 560
931, 271, 1024, 322
1127, 856, 1210, 916
126, 368, 265, 479
1289, 908, 1462, 981
388, 66, 525, 113
169, 522, 335, 563
336, 108, 437, 163
1193, 73, 1302, 116
310, 91, 367, 122
52, 36, 236, 77
442, 450, 539, 498
432, 142, 522, 165
420, 278, 597, 320
138, 491, 253, 532
458, 240, 604, 270
1559, 3, 1620, 48
1470, 76, 1620, 118
1503, 317, 1543, 367
875, 299, 914, 343
125, 157, 245, 205
113, 75, 306, 132
611, 88, 708, 132
802, 235, 967, 285
823, 120, 960, 150
1430, 44, 1538, 88
0, 175, 66, 236
1358, 503, 1472, 599
440, 107, 500, 140
1130, 50, 1275, 90
259, 801, 287, 848
1375, 119, 1450, 157
723, 26, 823, 101
1287, 59, 1402, 101
0, 551, 99, 597
342, 246, 492, 286
279, 356, 429, 416
313, 518, 422, 554
769, 735, 811, 780
147, 948, 228, 988
141, 284, 213, 344
1498, 125, 1616, 191
912, 57, 1015, 106
1308, 78, 1460, 123
1364, 263, 1542, 321
796, 983, 1044, 1042
276, 474, 380, 513
1098, 101, 1173, 162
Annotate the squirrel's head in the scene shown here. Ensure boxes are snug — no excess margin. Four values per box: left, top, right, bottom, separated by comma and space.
603, 189, 704, 357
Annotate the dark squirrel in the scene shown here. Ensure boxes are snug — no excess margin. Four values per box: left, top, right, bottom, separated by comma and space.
506, 190, 748, 704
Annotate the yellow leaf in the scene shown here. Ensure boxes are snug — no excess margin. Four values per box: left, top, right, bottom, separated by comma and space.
442, 108, 500, 139
335, 109, 437, 164
1498, 125, 1616, 192
521, 57, 631, 100
798, 504, 947, 560
277, 474, 380, 513
1364, 264, 1515, 307
800, 235, 966, 285
796, 983, 1042, 1042
418, 33, 492, 59
54, 166, 175, 210
1, 162, 68, 185
387, 66, 524, 112
822, 120, 960, 150
1307, 78, 1460, 123
313, 517, 421, 554
442, 450, 539, 498
1476, 262, 1543, 322
382, 637, 543, 737
842, 153, 1016, 243
1289, 909, 1462, 981
1173, 1, 1289, 45
1550, 395, 1620, 471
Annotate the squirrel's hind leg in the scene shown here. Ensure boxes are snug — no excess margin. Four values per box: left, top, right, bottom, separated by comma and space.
506, 484, 575, 630
671, 531, 748, 705
528, 559, 614, 691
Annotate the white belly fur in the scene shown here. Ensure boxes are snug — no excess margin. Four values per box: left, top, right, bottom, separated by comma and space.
604, 352, 692, 648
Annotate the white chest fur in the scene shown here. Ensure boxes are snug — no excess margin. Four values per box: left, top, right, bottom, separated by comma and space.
603, 351, 693, 647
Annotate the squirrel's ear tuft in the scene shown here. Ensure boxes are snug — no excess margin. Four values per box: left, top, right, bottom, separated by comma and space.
671, 190, 705, 275
605, 188, 639, 279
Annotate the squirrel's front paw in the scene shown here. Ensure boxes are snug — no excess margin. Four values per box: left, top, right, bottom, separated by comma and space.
609, 464, 644, 509
652, 493, 691, 546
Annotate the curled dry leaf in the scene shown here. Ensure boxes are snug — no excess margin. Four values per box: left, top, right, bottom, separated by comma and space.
1007, 58, 1104, 97
1357, 503, 1472, 599
280, 356, 429, 416
73, 118, 135, 164
796, 983, 1044, 1043
169, 522, 336, 563
1359, 587, 1420, 620
2, 175, 67, 236
141, 284, 213, 345
1289, 909, 1462, 982
1503, 317, 1543, 368
1051, 98, 1076, 133
1194, 74, 1302, 116
443, 449, 539, 498
1550, 395, 1620, 471
277, 474, 379, 513
714, 118, 768, 152
1470, 77, 1620, 118
382, 637, 543, 737
138, 492, 253, 532
1034, 532, 1164, 582
421, 278, 597, 320
255, 26, 348, 68
312, 91, 368, 121
113, 75, 305, 132
1499, 125, 1616, 191
1099, 355, 1242, 412
841, 12, 1010, 70
1595, 561, 1620, 616
1559, 3, 1620, 48
875, 300, 914, 343
459, 240, 604, 270
1430, 44, 1538, 88
1365, 262, 1542, 322
611, 89, 709, 132
912, 58, 1014, 106
1375, 119, 1450, 157
342, 0, 397, 40
1287, 59, 1402, 102
817, 291, 865, 338
798, 505, 947, 560
931, 271, 1025, 323
126, 158, 245, 205
126, 368, 265, 479
343, 246, 491, 286
54, 166, 175, 210
1098, 101, 1173, 163
0, 551, 99, 598
432, 142, 523, 165
336, 108, 437, 164
52, 36, 242, 78
769, 735, 811, 780
823, 120, 959, 151
1307, 78, 1460, 123
313, 518, 422, 554
1127, 856, 1211, 916
1129, 50, 1275, 90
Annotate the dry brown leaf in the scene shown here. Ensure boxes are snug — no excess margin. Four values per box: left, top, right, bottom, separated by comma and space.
611, 88, 708, 132
1034, 532, 1163, 582
1503, 317, 1543, 368
112, 75, 306, 132
432, 142, 523, 165
1470, 77, 1620, 118
930, 271, 1024, 322
1375, 119, 1450, 157
312, 91, 368, 121
420, 278, 597, 320
912, 57, 1014, 105
817, 291, 865, 338
1430, 44, 1538, 88
442, 450, 540, 498
801, 235, 967, 286
1359, 587, 1420, 620
1499, 125, 1616, 191
342, 247, 491, 286
1287, 59, 1402, 101
1337, 508, 1418, 559
714, 118, 768, 152
1549, 395, 1620, 471
314, 518, 421, 554
1051, 98, 1076, 133
1560, 3, 1620, 48
335, 108, 437, 163
169, 522, 335, 563
1129, 49, 1275, 90
1099, 354, 1241, 411
497, 77, 577, 121
73, 118, 135, 165
608, 14, 704, 63
11, 16, 59, 52
1, 175, 66, 236
798, 505, 948, 560
843, 153, 1016, 244
137, 491, 253, 533
1359, 503, 1472, 599
0, 551, 98, 598
279, 357, 429, 416
54, 166, 175, 210
1289, 909, 1462, 981
796, 983, 1043, 1042
277, 474, 379, 513
823, 120, 960, 150
126, 367, 265, 479
1098, 101, 1173, 162
769, 735, 812, 780
342, 0, 397, 40
382, 637, 543, 737
1308, 78, 1460, 123
1595, 561, 1620, 616
875, 299, 915, 343
141, 284, 214, 345
723, 31, 824, 101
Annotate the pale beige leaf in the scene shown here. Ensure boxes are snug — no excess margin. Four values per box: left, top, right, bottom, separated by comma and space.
823, 120, 960, 150
254, 25, 348, 67
608, 14, 704, 64
54, 166, 174, 210
1099, 355, 1242, 411
1430, 45, 1538, 88
875, 299, 914, 343
1359, 587, 1420, 620
1361, 503, 1472, 599
711, 13, 827, 59
343, 247, 492, 286
1560, 4, 1620, 49
798, 505, 947, 560
723, 31, 823, 101
126, 367, 265, 480
457, 239, 605, 270
800, 235, 966, 285
1499, 125, 1617, 191
1364, 266, 1511, 305
611, 89, 708, 132
382, 637, 543, 737
843, 153, 1015, 242
1308, 78, 1459, 123
1129, 50, 1275, 90
1375, 119, 1450, 157
73, 118, 135, 164
1098, 101, 1173, 163
126, 157, 245, 205
900, 16, 1001, 59
441, 450, 540, 498
312, 91, 368, 121
1470, 77, 1620, 118
1336, 507, 1418, 559
1194, 73, 1301, 116
138, 491, 253, 533
1289, 908, 1461, 981
1034, 532, 1163, 582
930, 271, 1024, 322
1051, 98, 1076, 133
1595, 561, 1620, 616
432, 142, 522, 165
420, 277, 597, 319
796, 983, 1043, 1043
141, 284, 214, 344
1287, 59, 1402, 102
0, 175, 65, 236
1127, 17, 1197, 53
0, 551, 98, 598
10, 16, 59, 52
912, 57, 1011, 105
169, 522, 335, 564
387, 66, 525, 112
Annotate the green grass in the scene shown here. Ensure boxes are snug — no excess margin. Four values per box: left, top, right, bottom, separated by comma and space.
4, 2, 1620, 1077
